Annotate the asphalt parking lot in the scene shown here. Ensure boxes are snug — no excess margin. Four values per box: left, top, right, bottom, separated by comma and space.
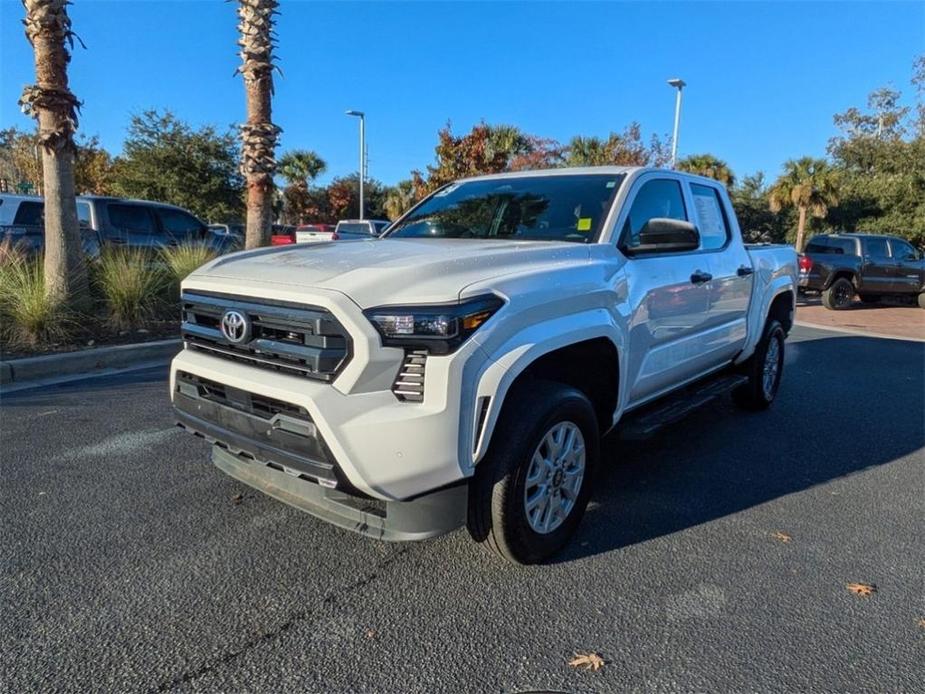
2, 325, 923, 693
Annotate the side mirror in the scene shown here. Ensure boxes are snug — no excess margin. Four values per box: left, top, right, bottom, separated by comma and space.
624, 218, 700, 255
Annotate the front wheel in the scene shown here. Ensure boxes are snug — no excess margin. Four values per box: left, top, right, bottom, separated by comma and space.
468, 380, 598, 564
734, 319, 786, 411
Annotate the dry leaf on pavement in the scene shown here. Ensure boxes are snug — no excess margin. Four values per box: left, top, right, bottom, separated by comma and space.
772, 531, 792, 543
847, 582, 876, 597
568, 652, 605, 671
231, 493, 244, 505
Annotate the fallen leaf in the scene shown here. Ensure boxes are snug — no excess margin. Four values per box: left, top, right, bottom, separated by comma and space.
772, 531, 792, 543
847, 582, 876, 597
364, 628, 377, 639
231, 493, 244, 505
568, 652, 605, 671
917, 618, 925, 629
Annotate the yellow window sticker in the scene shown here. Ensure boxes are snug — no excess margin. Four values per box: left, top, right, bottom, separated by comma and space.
577, 217, 592, 232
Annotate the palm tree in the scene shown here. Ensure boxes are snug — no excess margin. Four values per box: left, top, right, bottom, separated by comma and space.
768, 157, 839, 251
383, 180, 416, 221
277, 150, 325, 224
278, 150, 326, 188
236, 0, 281, 249
676, 154, 736, 187
18, 0, 89, 308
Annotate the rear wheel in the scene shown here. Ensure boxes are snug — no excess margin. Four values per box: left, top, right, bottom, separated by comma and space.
822, 277, 854, 310
734, 319, 785, 411
468, 380, 598, 564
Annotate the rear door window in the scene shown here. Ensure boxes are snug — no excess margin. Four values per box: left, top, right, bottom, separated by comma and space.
12, 201, 44, 226
689, 183, 730, 250
107, 203, 157, 235
863, 237, 890, 258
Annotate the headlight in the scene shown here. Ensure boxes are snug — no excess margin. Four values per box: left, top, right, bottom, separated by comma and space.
364, 295, 504, 354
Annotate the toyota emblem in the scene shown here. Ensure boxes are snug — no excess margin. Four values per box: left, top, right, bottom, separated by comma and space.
220, 309, 249, 344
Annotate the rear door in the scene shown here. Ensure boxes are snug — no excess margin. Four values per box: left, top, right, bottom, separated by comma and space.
859, 236, 894, 294
688, 181, 752, 359
105, 202, 161, 248
616, 174, 716, 405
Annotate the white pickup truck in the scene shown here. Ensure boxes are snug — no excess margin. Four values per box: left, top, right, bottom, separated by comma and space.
171, 167, 796, 564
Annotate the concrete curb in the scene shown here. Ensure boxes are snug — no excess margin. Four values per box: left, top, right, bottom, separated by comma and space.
1, 338, 181, 387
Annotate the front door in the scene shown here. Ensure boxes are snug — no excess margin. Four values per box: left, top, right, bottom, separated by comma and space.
617, 175, 715, 406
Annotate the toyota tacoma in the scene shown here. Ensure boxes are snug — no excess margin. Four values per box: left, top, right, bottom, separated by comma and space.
171, 167, 797, 564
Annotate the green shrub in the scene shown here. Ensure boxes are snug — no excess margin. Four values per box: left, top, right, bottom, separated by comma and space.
161, 242, 217, 282
0, 255, 72, 347
94, 248, 168, 330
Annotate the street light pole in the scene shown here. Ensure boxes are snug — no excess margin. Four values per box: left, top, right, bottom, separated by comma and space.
345, 110, 365, 220
667, 78, 686, 168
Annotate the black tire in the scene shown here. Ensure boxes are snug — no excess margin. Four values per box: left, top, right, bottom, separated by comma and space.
821, 277, 855, 310
733, 319, 785, 411
467, 380, 599, 565
858, 294, 881, 304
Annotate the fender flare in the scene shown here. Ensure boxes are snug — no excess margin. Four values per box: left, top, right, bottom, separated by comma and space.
468, 309, 624, 466
736, 278, 795, 364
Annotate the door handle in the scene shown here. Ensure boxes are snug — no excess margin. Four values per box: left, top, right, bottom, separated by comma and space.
690, 271, 712, 284
737, 265, 755, 277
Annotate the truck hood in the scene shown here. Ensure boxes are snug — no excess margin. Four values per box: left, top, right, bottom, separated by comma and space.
193, 238, 591, 307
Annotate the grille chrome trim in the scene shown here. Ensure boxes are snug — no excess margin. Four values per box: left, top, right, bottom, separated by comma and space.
181, 291, 352, 381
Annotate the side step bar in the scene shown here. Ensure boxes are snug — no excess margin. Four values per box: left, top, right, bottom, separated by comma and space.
619, 374, 748, 440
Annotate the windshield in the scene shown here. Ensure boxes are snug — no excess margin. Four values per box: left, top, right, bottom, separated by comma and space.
386, 174, 624, 243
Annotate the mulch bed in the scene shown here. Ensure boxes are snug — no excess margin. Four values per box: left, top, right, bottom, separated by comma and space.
0, 319, 180, 360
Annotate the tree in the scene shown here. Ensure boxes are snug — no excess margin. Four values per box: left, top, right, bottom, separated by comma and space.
326, 174, 388, 221
412, 123, 557, 197
562, 124, 668, 167
236, 0, 281, 249
18, 0, 89, 308
383, 179, 416, 221
74, 134, 114, 194
277, 149, 326, 224
111, 110, 244, 222
768, 157, 839, 251
676, 153, 736, 187
730, 172, 787, 243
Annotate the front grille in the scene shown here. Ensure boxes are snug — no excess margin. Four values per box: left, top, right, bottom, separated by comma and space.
181, 292, 351, 381
392, 349, 427, 402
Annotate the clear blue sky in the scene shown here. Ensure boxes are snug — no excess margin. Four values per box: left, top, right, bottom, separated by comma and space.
1, 1, 922, 186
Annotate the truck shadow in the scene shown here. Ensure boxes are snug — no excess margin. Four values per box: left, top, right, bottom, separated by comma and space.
553, 333, 925, 563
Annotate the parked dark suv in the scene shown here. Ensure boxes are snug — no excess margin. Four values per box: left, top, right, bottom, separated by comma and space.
798, 233, 925, 309
0, 194, 236, 258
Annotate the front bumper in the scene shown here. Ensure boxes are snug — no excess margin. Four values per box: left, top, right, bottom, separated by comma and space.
170, 279, 485, 502
212, 446, 467, 541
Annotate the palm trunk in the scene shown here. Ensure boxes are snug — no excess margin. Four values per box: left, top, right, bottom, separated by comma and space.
794, 206, 808, 252
20, 0, 89, 309
236, 0, 280, 250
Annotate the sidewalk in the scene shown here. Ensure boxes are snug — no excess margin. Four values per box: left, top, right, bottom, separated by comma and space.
796, 296, 925, 341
